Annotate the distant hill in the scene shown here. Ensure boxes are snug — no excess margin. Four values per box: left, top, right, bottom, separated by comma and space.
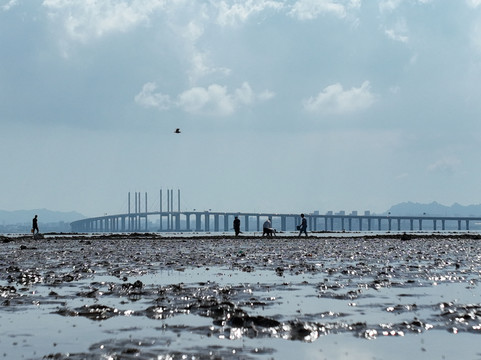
385, 201, 481, 217
0, 209, 86, 225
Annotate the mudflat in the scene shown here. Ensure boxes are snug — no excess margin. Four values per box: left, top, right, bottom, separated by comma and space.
1, 233, 480, 359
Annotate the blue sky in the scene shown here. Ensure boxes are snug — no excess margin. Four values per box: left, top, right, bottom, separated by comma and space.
2, 0, 481, 217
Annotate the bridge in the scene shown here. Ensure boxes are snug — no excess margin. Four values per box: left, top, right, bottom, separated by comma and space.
70, 210, 480, 233
70, 190, 481, 233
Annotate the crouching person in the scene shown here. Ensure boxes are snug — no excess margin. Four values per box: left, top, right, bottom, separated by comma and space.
262, 218, 276, 237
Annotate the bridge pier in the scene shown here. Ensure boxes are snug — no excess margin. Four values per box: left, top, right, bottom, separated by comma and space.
175, 213, 181, 231
204, 212, 210, 232
244, 215, 249, 232
224, 214, 229, 232
195, 214, 202, 231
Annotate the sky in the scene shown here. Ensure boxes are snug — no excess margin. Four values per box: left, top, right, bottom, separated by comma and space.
2, 0, 481, 218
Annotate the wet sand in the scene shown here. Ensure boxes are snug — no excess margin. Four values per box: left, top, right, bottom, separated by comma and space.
1, 233, 481, 359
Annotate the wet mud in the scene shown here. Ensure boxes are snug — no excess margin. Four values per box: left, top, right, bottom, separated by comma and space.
1, 233, 481, 359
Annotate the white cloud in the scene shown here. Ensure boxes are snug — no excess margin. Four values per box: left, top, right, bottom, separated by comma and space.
189, 51, 217, 82
183, 20, 204, 43
289, 0, 347, 20
380, 0, 433, 12
215, 0, 284, 26
258, 89, 276, 101
178, 82, 274, 115
350, 0, 361, 9
379, 0, 402, 13
235, 82, 255, 104
42, 0, 171, 42
427, 156, 461, 174
41, 1, 230, 82
385, 28, 408, 43
134, 82, 171, 110
384, 18, 409, 43
2, 0, 18, 11
135, 82, 274, 116
303, 81, 376, 115
177, 84, 235, 116
182, 21, 210, 82
180, 21, 231, 84
467, 0, 481, 8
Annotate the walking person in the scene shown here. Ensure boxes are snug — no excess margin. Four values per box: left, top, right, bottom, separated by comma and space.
298, 213, 308, 237
32, 215, 39, 236
233, 216, 241, 236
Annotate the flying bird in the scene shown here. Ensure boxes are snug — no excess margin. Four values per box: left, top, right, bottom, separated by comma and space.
174, 128, 181, 134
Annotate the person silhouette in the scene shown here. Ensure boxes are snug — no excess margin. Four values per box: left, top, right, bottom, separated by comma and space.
233, 216, 241, 236
32, 215, 39, 235
263, 218, 275, 237
298, 213, 308, 237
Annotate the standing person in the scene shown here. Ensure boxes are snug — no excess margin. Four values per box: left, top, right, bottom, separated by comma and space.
298, 213, 308, 237
32, 215, 39, 235
233, 216, 241, 236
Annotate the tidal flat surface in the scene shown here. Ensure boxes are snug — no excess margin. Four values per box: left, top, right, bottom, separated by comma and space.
1, 233, 481, 359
